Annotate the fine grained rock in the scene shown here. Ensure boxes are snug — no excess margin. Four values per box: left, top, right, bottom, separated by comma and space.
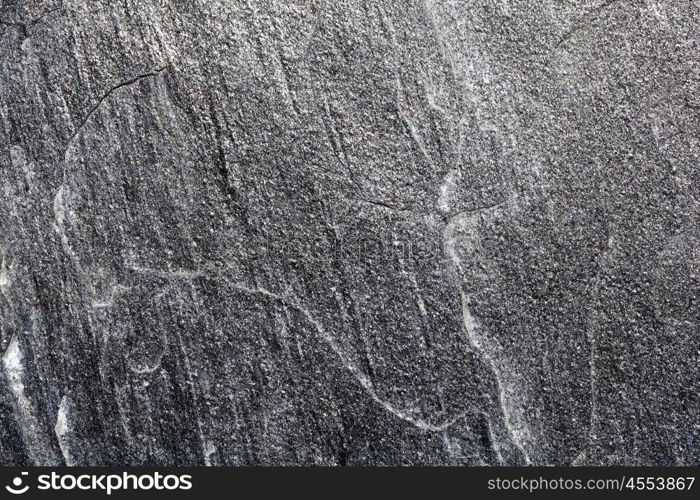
0, 0, 697, 466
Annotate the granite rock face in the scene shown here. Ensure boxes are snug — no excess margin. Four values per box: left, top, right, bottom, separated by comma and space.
0, 0, 698, 466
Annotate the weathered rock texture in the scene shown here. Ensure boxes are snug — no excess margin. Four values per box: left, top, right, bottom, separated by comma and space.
0, 0, 698, 466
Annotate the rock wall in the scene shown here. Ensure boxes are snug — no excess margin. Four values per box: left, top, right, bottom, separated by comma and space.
0, 0, 697, 465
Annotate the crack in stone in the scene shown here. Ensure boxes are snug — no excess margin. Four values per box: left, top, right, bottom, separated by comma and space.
61, 66, 169, 159
443, 208, 532, 464
350, 196, 425, 216
230, 282, 472, 432
321, 93, 364, 192
554, 0, 630, 51
0, 6, 63, 30
53, 66, 169, 279
128, 264, 471, 433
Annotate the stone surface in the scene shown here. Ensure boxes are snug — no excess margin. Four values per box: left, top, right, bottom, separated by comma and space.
0, 0, 698, 466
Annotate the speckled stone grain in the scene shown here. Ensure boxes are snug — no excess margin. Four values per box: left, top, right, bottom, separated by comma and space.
0, 0, 698, 466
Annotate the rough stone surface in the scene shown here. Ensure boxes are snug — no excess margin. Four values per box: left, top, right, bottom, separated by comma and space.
0, 0, 698, 466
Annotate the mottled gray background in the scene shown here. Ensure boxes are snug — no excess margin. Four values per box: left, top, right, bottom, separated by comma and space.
0, 0, 698, 466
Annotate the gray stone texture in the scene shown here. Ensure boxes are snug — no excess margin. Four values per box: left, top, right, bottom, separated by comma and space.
0, 0, 698, 465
